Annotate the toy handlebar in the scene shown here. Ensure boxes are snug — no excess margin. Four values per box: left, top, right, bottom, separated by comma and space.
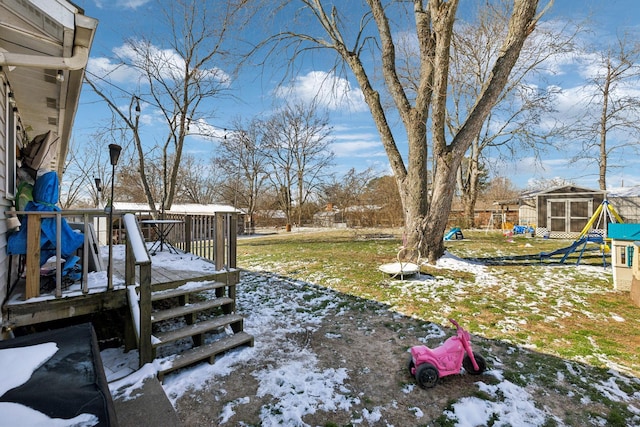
449, 318, 460, 329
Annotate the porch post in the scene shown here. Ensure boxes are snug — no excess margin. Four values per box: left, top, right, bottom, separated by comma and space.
25, 214, 41, 299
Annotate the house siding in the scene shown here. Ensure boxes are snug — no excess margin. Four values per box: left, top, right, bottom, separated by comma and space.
0, 76, 9, 316
609, 195, 640, 223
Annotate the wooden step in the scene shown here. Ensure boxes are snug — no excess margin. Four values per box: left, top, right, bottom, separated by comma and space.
157, 332, 254, 382
151, 297, 234, 323
152, 313, 244, 347
151, 281, 228, 302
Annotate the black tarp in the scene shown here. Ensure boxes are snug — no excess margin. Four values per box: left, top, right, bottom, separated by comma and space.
0, 323, 117, 426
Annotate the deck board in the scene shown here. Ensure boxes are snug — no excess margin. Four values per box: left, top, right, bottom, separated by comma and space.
2, 253, 238, 328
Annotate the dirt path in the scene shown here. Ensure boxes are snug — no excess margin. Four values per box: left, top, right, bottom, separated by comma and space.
172, 278, 492, 426
170, 271, 640, 426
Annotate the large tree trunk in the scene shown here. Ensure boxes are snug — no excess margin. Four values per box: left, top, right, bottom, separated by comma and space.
416, 0, 542, 263
285, 0, 544, 263
422, 150, 463, 262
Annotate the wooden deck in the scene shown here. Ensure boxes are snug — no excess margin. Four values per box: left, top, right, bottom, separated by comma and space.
2, 254, 239, 330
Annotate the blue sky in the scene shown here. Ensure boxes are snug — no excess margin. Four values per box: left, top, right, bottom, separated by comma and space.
71, 0, 640, 191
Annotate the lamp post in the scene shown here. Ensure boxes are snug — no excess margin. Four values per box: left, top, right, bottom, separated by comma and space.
107, 144, 122, 290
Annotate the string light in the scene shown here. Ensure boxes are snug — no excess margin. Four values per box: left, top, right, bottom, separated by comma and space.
84, 69, 244, 135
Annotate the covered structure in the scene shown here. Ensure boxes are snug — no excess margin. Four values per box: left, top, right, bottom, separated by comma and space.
526, 186, 606, 239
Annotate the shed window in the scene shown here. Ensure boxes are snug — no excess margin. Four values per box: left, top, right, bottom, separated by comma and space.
570, 201, 590, 232
547, 198, 593, 233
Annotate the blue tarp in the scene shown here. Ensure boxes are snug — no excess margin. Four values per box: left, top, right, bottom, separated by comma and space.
7, 171, 84, 265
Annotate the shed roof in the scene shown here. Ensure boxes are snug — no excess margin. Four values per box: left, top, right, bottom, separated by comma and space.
607, 186, 640, 198
113, 202, 243, 214
535, 185, 603, 196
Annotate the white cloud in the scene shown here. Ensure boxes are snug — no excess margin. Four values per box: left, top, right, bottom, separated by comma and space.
89, 41, 231, 86
87, 57, 139, 84
118, 0, 151, 8
93, 0, 151, 9
328, 126, 385, 159
274, 71, 367, 112
186, 119, 228, 140
332, 140, 383, 158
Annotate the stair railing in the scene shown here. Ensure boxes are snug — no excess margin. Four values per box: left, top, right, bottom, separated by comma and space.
122, 213, 153, 367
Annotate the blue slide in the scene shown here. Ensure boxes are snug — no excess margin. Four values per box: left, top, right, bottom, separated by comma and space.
539, 237, 588, 263
444, 227, 464, 241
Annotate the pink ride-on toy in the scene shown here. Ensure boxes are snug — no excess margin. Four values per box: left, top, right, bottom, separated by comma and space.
408, 319, 486, 388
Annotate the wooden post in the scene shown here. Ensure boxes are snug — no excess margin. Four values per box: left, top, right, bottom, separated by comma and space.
81, 213, 90, 294
25, 215, 41, 300
228, 213, 237, 270
138, 262, 153, 366
55, 214, 62, 298
125, 236, 135, 285
215, 213, 225, 271
184, 214, 191, 254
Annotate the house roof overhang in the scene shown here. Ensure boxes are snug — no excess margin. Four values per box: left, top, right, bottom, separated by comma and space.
0, 0, 97, 175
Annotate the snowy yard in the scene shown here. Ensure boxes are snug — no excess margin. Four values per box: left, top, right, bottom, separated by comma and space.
104, 239, 640, 426
3, 230, 639, 426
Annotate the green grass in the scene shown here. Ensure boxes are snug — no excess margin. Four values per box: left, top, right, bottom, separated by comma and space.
238, 228, 640, 426
238, 229, 640, 378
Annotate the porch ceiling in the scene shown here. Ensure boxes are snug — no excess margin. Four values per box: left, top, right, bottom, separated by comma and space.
0, 0, 97, 175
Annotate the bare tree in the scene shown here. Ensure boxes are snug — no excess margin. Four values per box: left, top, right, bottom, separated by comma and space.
525, 176, 575, 191
86, 0, 249, 217
448, 1, 573, 227
483, 176, 520, 202
176, 153, 223, 204
260, 0, 548, 261
213, 117, 269, 232
59, 140, 96, 209
363, 175, 404, 227
568, 32, 640, 190
262, 102, 335, 226
320, 167, 378, 210
60, 128, 125, 208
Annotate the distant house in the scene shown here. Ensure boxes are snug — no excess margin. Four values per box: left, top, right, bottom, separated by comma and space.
608, 186, 640, 223
254, 209, 288, 227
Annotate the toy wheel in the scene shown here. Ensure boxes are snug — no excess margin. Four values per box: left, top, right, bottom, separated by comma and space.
415, 363, 439, 388
463, 352, 486, 375
407, 354, 415, 376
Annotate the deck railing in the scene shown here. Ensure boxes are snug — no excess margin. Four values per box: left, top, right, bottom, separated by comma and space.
13, 209, 113, 300
128, 211, 238, 269
163, 212, 238, 270
121, 213, 153, 366
12, 209, 238, 300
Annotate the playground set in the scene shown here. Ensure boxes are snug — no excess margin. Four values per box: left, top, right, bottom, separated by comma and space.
538, 199, 623, 265
444, 227, 464, 241
441, 199, 623, 266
